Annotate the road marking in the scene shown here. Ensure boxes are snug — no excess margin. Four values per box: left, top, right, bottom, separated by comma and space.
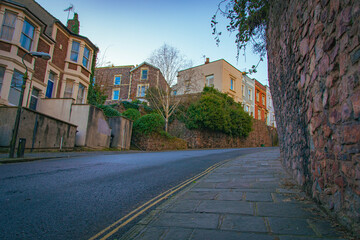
88, 158, 231, 240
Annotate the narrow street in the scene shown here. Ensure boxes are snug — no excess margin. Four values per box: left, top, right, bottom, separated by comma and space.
0, 148, 273, 240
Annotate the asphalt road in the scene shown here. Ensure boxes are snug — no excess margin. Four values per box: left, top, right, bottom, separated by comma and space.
0, 147, 276, 240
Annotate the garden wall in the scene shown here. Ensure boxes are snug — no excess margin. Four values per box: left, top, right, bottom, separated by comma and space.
168, 119, 277, 149
132, 132, 187, 151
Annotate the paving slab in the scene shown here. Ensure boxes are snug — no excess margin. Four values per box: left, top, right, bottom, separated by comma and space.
267, 217, 315, 235
191, 229, 274, 240
216, 191, 244, 201
257, 202, 313, 218
245, 192, 273, 202
196, 200, 253, 215
220, 215, 267, 233
151, 213, 220, 229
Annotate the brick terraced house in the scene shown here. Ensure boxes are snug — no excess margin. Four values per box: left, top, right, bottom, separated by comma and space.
0, 0, 98, 111
94, 62, 169, 103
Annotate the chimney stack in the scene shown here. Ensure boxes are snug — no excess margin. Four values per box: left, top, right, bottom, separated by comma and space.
205, 58, 210, 64
67, 13, 80, 34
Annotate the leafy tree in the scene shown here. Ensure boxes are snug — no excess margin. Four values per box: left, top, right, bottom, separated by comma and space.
185, 87, 252, 137
212, 0, 269, 74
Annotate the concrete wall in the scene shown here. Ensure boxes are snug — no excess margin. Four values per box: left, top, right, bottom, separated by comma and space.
37, 98, 74, 122
70, 104, 111, 148
70, 104, 89, 146
85, 106, 111, 148
267, 0, 359, 233
108, 116, 133, 150
0, 107, 76, 150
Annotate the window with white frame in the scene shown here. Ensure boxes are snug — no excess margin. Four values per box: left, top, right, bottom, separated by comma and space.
141, 69, 148, 80
114, 75, 121, 85
9, 70, 23, 105
70, 41, 80, 62
245, 105, 250, 112
0, 11, 17, 41
230, 78, 234, 90
262, 94, 265, 105
45, 71, 56, 98
242, 85, 245, 96
77, 83, 85, 103
20, 19, 35, 51
137, 84, 149, 97
29, 88, 39, 110
258, 109, 261, 120
248, 89, 252, 100
64, 80, 74, 98
185, 80, 191, 92
256, 91, 259, 102
82, 46, 90, 68
0, 66, 5, 94
205, 75, 214, 87
112, 90, 120, 100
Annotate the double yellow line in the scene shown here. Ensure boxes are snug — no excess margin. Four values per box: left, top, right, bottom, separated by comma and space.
89, 158, 231, 240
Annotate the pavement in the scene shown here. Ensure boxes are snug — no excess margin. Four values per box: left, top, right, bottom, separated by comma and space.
120, 149, 352, 240
0, 150, 140, 164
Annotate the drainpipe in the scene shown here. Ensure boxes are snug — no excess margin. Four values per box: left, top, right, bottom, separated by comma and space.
128, 72, 132, 99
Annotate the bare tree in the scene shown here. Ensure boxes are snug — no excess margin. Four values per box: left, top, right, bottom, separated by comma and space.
95, 46, 113, 68
147, 44, 192, 132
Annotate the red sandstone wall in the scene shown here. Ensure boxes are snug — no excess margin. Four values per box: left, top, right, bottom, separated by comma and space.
267, 0, 359, 232
168, 119, 278, 149
132, 132, 188, 151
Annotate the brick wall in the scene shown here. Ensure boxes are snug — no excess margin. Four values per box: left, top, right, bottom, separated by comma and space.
34, 38, 50, 82
129, 64, 168, 99
168, 119, 278, 149
267, 0, 360, 233
52, 28, 69, 70
95, 66, 133, 101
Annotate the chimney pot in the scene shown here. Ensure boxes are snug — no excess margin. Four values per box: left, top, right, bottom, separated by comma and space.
205, 58, 210, 64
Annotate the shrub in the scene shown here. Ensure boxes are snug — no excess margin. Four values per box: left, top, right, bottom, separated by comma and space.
122, 101, 139, 110
122, 108, 141, 121
133, 113, 165, 135
185, 87, 252, 137
97, 104, 121, 117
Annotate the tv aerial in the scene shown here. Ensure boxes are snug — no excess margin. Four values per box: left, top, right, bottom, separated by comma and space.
64, 4, 74, 21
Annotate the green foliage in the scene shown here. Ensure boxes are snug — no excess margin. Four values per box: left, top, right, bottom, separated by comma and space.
212, 0, 269, 73
97, 104, 121, 117
133, 113, 165, 136
122, 108, 141, 121
121, 101, 139, 110
185, 87, 252, 137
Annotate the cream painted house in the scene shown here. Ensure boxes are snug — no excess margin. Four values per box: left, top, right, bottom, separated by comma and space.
266, 85, 276, 127
241, 74, 255, 117
176, 58, 244, 103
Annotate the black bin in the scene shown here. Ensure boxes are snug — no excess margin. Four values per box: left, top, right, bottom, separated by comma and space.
17, 138, 26, 158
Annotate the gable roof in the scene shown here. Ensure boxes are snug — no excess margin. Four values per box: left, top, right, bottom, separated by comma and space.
130, 62, 160, 72
1, 0, 98, 50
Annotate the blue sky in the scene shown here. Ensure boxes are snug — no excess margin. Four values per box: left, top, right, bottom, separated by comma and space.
35, 0, 268, 85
